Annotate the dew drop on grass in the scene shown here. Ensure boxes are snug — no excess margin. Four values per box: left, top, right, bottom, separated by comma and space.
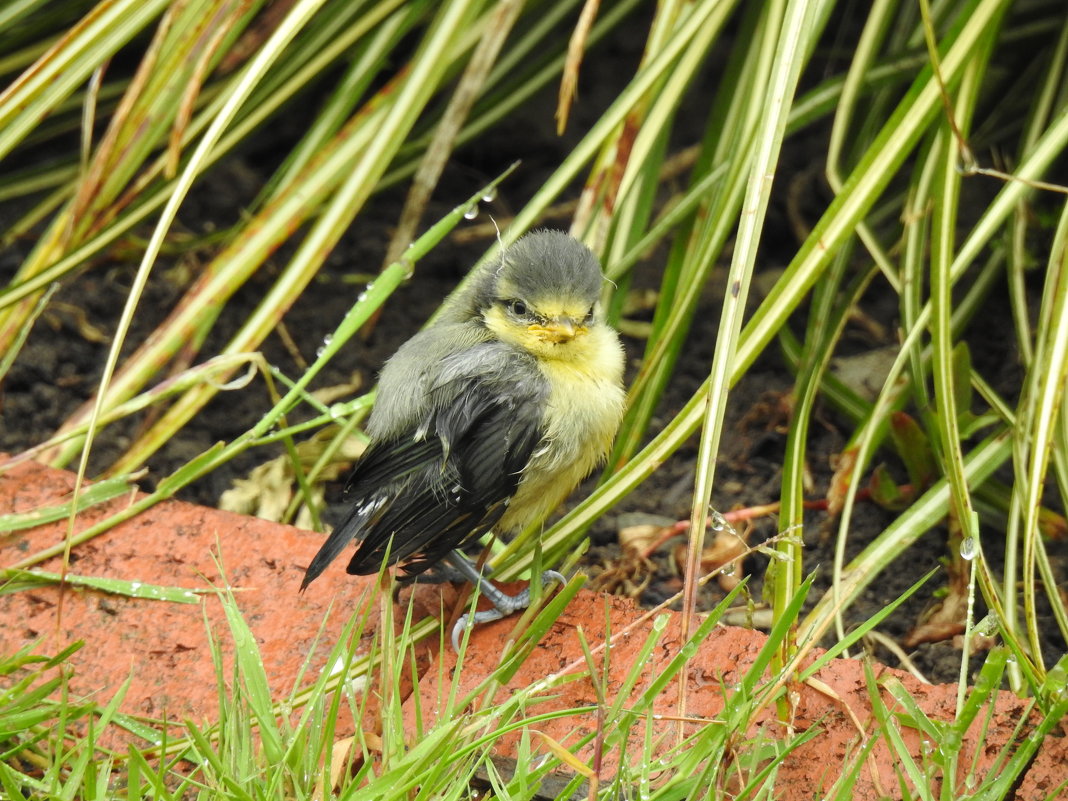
720, 561, 736, 577
709, 508, 737, 536
329, 403, 346, 421
315, 346, 325, 358
481, 187, 497, 203
975, 612, 999, 636
322, 334, 333, 346
463, 204, 479, 220
130, 581, 142, 592
959, 536, 977, 561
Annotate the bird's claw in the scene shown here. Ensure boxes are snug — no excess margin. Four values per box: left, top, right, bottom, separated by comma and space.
451, 570, 567, 652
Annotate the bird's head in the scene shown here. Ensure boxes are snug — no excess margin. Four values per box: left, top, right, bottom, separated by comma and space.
477, 231, 607, 360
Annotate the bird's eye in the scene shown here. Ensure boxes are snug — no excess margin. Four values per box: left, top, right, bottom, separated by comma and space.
508, 299, 528, 317
585, 306, 596, 323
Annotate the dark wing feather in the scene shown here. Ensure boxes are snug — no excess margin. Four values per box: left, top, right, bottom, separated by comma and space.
300, 344, 546, 589
299, 436, 438, 590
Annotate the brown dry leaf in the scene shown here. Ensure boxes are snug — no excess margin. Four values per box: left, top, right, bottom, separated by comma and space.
825, 446, 859, 520
314, 732, 382, 800
219, 425, 366, 525
672, 528, 747, 591
954, 632, 998, 652
589, 523, 666, 597
311, 374, 363, 405
903, 617, 966, 648
903, 526, 973, 648
901, 583, 968, 648
619, 523, 665, 553
220, 456, 299, 522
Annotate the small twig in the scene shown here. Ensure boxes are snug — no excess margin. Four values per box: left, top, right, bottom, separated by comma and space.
863, 630, 932, 685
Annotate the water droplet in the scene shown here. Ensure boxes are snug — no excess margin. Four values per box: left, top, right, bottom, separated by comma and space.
130, 581, 142, 592
356, 291, 368, 303
959, 536, 978, 561
975, 612, 999, 636
709, 509, 736, 535
463, 204, 479, 220
322, 334, 333, 346
315, 346, 325, 358
328, 403, 346, 420
720, 561, 736, 577
481, 187, 497, 203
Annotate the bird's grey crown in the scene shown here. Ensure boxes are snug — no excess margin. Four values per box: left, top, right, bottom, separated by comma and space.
443, 231, 603, 323
494, 229, 602, 306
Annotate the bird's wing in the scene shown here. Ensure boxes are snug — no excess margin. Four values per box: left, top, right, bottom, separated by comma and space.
300, 344, 546, 589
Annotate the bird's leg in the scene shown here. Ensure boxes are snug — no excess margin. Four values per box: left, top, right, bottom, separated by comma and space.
444, 550, 565, 651
396, 560, 474, 586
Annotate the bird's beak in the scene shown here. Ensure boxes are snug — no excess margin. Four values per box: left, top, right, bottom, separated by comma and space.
530, 317, 583, 344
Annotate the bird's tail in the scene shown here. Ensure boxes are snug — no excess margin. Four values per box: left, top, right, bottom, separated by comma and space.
299, 496, 384, 591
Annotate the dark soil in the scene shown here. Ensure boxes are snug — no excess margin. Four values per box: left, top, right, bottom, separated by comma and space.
2, 14, 1059, 685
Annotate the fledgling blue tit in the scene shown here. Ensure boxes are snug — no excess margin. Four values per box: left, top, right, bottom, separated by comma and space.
300, 230, 626, 646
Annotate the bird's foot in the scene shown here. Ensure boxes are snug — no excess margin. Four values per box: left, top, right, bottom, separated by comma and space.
450, 568, 567, 652
398, 561, 481, 586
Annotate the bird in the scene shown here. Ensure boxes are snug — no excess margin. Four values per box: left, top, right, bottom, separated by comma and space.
300, 230, 626, 648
